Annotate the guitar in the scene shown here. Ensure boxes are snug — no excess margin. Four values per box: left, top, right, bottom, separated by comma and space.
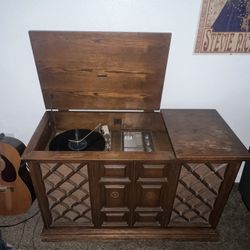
0, 133, 35, 215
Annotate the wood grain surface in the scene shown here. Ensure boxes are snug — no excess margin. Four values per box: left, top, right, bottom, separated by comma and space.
162, 109, 250, 160
29, 31, 171, 110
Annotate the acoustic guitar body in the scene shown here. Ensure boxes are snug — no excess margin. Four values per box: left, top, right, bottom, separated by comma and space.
0, 134, 35, 215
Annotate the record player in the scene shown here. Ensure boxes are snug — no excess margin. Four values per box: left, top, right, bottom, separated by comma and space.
23, 31, 250, 241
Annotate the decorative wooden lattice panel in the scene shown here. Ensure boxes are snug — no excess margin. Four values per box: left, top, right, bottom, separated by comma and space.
169, 163, 228, 226
40, 162, 93, 226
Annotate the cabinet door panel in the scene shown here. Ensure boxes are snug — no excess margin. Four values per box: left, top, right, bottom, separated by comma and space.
136, 184, 163, 207
100, 162, 131, 178
134, 162, 171, 227
101, 212, 130, 227
134, 212, 162, 227
103, 184, 127, 207
139, 164, 165, 178
97, 162, 133, 227
103, 164, 126, 177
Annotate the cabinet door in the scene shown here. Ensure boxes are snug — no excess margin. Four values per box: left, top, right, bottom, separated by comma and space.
89, 161, 179, 228
133, 162, 172, 227
96, 162, 133, 227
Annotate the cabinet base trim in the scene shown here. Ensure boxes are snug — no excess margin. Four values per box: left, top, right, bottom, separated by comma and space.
41, 227, 219, 241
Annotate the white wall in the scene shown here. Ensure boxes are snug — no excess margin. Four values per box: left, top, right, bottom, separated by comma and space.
0, 0, 249, 181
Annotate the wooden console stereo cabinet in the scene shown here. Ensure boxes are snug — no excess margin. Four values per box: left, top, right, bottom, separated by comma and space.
23, 31, 250, 241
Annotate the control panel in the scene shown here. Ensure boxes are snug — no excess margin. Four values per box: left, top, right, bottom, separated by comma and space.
122, 131, 154, 152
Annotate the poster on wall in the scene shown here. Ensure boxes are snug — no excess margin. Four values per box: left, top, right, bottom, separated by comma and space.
195, 0, 250, 53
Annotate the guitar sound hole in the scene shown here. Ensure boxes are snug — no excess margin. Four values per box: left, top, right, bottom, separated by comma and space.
0, 154, 17, 182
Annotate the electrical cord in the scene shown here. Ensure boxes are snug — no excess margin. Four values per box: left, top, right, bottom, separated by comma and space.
0, 210, 40, 228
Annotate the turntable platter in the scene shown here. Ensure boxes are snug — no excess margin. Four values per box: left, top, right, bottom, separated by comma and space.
49, 129, 105, 151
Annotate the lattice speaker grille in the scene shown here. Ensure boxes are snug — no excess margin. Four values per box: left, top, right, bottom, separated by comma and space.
169, 163, 228, 226
40, 162, 93, 226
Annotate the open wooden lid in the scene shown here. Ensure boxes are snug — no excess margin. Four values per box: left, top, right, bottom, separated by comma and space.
29, 31, 171, 110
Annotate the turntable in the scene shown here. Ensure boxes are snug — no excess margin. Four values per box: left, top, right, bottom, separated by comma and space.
23, 31, 250, 241
49, 125, 107, 151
